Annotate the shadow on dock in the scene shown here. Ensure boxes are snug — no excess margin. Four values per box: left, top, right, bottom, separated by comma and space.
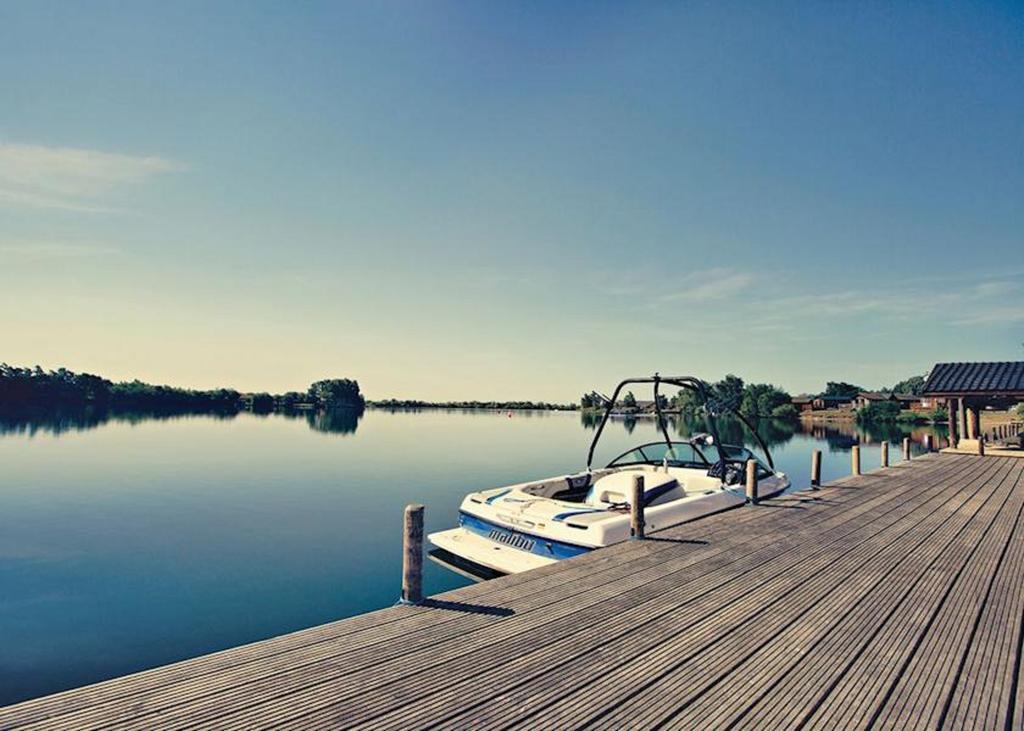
418, 598, 515, 617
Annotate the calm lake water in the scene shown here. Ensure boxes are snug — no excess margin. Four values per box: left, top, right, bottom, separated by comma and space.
0, 408, 945, 705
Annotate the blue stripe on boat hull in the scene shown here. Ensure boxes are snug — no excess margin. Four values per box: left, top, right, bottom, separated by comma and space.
459, 511, 593, 561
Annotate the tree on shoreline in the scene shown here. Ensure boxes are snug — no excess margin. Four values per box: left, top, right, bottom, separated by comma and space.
823, 381, 863, 398
886, 375, 925, 395
667, 375, 796, 420
307, 379, 365, 409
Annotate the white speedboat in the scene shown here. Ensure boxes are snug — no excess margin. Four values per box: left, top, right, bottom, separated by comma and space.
428, 375, 790, 577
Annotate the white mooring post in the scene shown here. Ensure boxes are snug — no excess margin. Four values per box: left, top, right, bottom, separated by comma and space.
811, 449, 822, 489
400, 504, 424, 605
903, 437, 911, 461
630, 474, 645, 540
852, 446, 861, 476
881, 441, 889, 467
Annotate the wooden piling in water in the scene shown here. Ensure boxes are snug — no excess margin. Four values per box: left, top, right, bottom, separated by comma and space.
811, 449, 822, 489
881, 441, 889, 467
746, 459, 758, 505
902, 437, 911, 461
852, 445, 861, 476
401, 504, 424, 605
630, 474, 645, 540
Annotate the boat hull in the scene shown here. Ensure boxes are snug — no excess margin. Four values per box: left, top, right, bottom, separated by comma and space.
428, 526, 561, 575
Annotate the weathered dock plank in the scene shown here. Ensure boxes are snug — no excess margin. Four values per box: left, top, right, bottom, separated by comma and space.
4, 453, 1024, 730
734, 456, 1016, 729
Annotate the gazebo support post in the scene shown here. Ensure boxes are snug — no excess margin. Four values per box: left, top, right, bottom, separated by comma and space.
947, 398, 958, 449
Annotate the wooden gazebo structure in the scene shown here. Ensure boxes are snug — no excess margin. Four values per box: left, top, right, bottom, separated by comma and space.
922, 361, 1024, 454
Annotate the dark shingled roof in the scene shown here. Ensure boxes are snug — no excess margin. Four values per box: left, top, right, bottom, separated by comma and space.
923, 362, 1024, 395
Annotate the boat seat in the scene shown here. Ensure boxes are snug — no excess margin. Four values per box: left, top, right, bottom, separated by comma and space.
586, 470, 678, 506
681, 473, 726, 494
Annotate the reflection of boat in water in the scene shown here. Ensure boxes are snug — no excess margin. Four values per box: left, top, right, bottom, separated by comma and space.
429, 375, 790, 578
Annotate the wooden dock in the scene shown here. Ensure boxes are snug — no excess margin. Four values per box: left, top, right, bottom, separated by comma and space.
3, 452, 1024, 729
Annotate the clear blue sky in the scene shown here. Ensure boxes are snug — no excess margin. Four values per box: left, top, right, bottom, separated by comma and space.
1, 1, 1021, 400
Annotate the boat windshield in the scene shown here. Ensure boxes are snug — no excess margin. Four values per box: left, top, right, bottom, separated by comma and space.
608, 441, 775, 478
608, 442, 711, 469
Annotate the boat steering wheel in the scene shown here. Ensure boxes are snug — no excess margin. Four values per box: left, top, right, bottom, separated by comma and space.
724, 463, 745, 485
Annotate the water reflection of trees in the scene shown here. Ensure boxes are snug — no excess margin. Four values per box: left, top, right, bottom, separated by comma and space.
0, 405, 241, 437
0, 404, 363, 438
297, 407, 363, 435
580, 410, 950, 453
670, 413, 797, 449
0, 405, 114, 437
802, 420, 950, 451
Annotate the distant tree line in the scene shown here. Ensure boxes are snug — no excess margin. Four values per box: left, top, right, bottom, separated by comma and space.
369, 398, 576, 411
818, 375, 926, 398
0, 365, 365, 415
580, 375, 797, 420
